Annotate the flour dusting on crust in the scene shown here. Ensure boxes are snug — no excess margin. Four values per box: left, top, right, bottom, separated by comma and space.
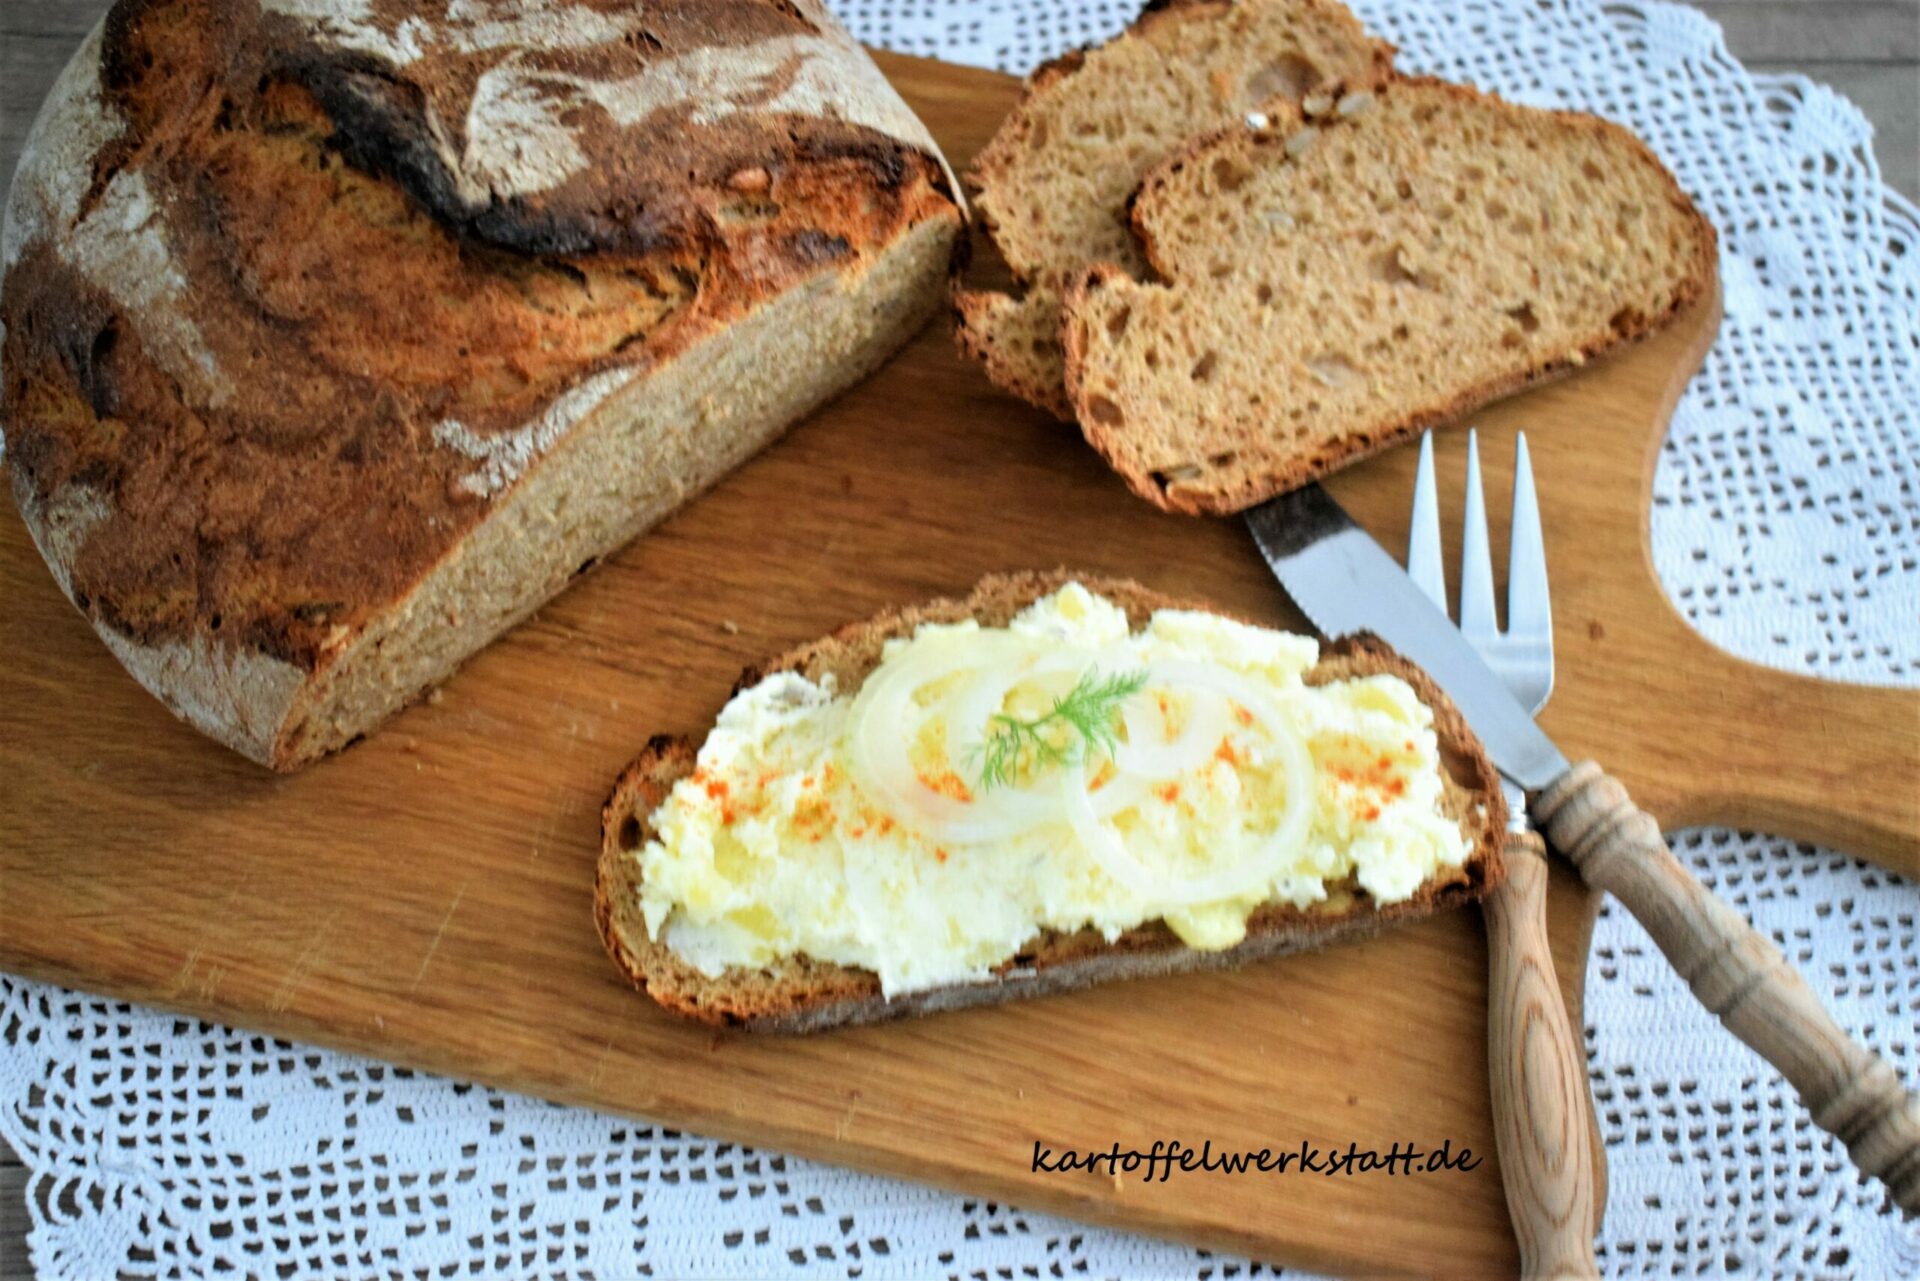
261, 0, 957, 206
1, 22, 120, 269
433, 367, 640, 499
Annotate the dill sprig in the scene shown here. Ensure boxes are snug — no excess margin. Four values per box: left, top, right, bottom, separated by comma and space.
971, 666, 1149, 792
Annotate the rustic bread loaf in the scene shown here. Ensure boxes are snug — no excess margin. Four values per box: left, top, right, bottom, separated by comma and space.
1062, 76, 1717, 514
0, 0, 963, 769
595, 570, 1507, 1032
953, 0, 1391, 418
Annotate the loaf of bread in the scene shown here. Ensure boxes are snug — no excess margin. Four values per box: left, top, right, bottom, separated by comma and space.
1062, 76, 1717, 514
953, 0, 1391, 418
596, 571, 1507, 1031
0, 0, 964, 768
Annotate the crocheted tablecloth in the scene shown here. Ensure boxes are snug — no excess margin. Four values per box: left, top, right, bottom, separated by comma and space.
4, 1, 1917, 1276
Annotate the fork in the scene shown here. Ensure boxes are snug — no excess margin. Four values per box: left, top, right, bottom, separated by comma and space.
1411, 430, 1600, 1278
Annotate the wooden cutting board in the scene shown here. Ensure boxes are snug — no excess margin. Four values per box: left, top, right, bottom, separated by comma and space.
3, 51, 1916, 1278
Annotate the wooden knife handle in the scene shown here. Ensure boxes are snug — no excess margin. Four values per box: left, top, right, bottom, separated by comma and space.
1535, 761, 1920, 1213
1485, 828, 1601, 1279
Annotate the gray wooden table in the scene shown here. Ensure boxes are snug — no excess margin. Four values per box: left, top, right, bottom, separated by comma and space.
1, 1, 1915, 1277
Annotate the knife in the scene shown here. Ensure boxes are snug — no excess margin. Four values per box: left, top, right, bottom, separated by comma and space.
1248, 483, 1920, 1214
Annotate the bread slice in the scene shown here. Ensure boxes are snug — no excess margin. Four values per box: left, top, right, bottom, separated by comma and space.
1061, 76, 1717, 514
953, 0, 1392, 418
595, 570, 1507, 1032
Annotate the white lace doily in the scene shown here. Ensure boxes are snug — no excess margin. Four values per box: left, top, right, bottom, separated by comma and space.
5, 1, 1918, 1276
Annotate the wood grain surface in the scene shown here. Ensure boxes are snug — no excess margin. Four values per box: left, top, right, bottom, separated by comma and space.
1485, 836, 1602, 1279
2, 2, 1916, 1277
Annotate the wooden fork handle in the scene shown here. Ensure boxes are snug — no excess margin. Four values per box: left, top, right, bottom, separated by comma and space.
1535, 761, 1920, 1213
1484, 829, 1601, 1279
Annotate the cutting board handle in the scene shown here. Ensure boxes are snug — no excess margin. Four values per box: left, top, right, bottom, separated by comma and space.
1485, 831, 1601, 1279
1535, 761, 1920, 1213
1648, 626, 1920, 870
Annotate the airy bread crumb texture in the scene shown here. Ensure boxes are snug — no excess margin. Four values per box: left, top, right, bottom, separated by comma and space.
595, 570, 1507, 1032
1062, 76, 1717, 514
954, 0, 1391, 417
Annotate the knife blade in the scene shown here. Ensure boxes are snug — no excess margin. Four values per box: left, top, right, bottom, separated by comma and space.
1245, 483, 1568, 791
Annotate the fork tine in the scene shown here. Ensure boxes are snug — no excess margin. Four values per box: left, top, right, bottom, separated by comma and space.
1459, 428, 1500, 641
1408, 433, 1448, 612
1506, 432, 1552, 643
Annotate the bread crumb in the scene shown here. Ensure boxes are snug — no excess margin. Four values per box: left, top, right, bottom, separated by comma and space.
426, 687, 445, 706
722, 619, 741, 635
1060, 76, 1712, 513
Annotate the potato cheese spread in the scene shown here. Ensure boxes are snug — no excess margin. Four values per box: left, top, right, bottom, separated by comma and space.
635, 584, 1470, 995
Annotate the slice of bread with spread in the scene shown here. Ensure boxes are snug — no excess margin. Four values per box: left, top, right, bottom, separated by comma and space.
0, 0, 963, 769
1062, 76, 1717, 514
954, 0, 1391, 418
596, 571, 1506, 1032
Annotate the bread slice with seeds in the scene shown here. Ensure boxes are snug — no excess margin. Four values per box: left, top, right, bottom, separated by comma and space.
953, 0, 1392, 418
594, 570, 1506, 1032
1062, 76, 1717, 514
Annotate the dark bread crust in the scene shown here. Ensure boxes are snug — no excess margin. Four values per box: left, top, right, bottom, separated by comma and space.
3, 0, 960, 671
595, 570, 1506, 1032
1060, 75, 1720, 515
